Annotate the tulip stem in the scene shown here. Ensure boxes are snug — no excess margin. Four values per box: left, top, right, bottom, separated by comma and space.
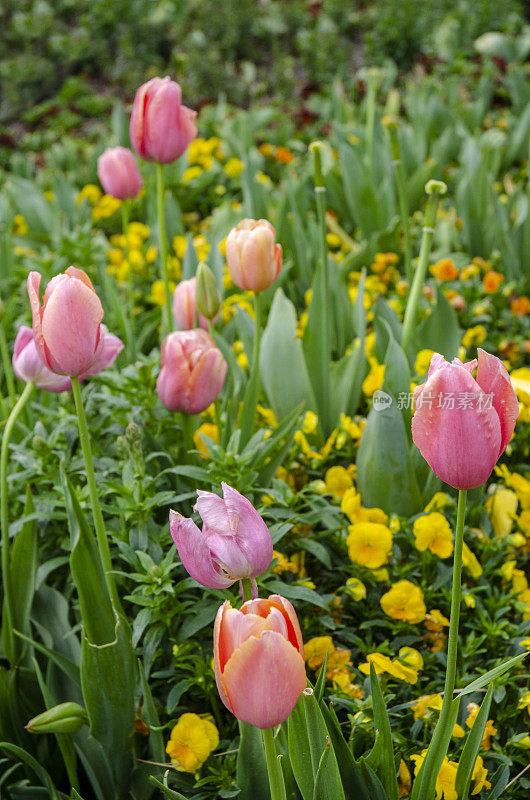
414, 488, 467, 800
241, 578, 252, 603
387, 122, 412, 284
156, 163, 173, 334
262, 727, 287, 800
1, 380, 34, 663
70, 376, 120, 612
238, 292, 263, 452
0, 321, 16, 408
121, 200, 136, 362
401, 181, 446, 358
180, 412, 195, 461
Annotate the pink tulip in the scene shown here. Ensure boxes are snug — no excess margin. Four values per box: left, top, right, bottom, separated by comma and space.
129, 77, 197, 164
225, 219, 282, 292
12, 326, 72, 392
27, 268, 106, 377
81, 325, 124, 377
412, 349, 518, 490
213, 594, 306, 729
169, 482, 273, 593
172, 278, 209, 331
97, 147, 143, 200
156, 329, 227, 414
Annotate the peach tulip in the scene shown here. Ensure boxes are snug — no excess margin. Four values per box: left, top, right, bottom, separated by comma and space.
170, 482, 273, 593
156, 329, 227, 414
27, 268, 106, 377
225, 219, 282, 292
213, 595, 306, 729
412, 349, 518, 489
97, 147, 143, 200
130, 77, 197, 164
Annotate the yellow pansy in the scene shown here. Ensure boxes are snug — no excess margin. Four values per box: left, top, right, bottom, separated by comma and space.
411, 693, 443, 721
424, 492, 451, 512
411, 751, 458, 800
487, 488, 518, 537
304, 636, 334, 671
347, 522, 393, 569
495, 465, 530, 509
224, 157, 244, 178
398, 759, 412, 798
324, 466, 353, 498
166, 713, 219, 772
77, 184, 102, 205
413, 513, 454, 558
193, 423, 219, 456
272, 550, 298, 575
462, 325, 487, 349
341, 488, 388, 525
150, 279, 175, 306
345, 577, 367, 601
415, 349, 435, 376
398, 647, 424, 671
461, 542, 482, 579
466, 703, 497, 749
362, 361, 385, 397
302, 410, 319, 434
471, 755, 491, 795
518, 691, 530, 716
380, 580, 426, 624
358, 652, 418, 684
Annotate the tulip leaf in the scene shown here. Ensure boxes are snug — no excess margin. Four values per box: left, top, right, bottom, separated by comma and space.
138, 660, 165, 763
314, 652, 329, 704
365, 665, 399, 800
417, 284, 462, 360
60, 465, 136, 796
236, 721, 271, 800
455, 684, 493, 800
265, 580, 328, 610
0, 743, 61, 799
373, 296, 403, 361
260, 288, 317, 421
8, 485, 37, 664
358, 758, 389, 800
288, 689, 345, 800
330, 340, 367, 422
356, 394, 422, 516
149, 776, 189, 800
379, 319, 411, 435
455, 652, 527, 697
319, 702, 372, 798
410, 697, 460, 800
484, 764, 510, 799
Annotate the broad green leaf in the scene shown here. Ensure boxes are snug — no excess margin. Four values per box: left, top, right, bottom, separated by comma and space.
373, 296, 403, 361
319, 702, 370, 798
288, 689, 345, 800
456, 653, 527, 698
485, 764, 510, 799
455, 685, 493, 800
330, 342, 366, 423
236, 721, 271, 800
0, 742, 60, 799
366, 665, 399, 800
9, 486, 37, 664
265, 580, 328, 610
417, 285, 462, 361
358, 758, 388, 800
314, 653, 329, 705
356, 396, 422, 516
380, 320, 411, 435
261, 288, 316, 421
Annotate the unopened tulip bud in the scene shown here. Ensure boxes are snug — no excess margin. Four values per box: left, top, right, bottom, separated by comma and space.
26, 702, 88, 734
195, 262, 221, 320
97, 147, 143, 200
225, 219, 282, 292
173, 278, 209, 331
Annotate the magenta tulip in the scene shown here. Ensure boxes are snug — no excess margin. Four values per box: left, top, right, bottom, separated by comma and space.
156, 329, 226, 414
412, 349, 518, 490
213, 595, 306, 729
170, 482, 273, 593
27, 268, 107, 377
225, 219, 282, 292
12, 326, 72, 392
172, 278, 210, 331
130, 77, 197, 164
97, 147, 143, 200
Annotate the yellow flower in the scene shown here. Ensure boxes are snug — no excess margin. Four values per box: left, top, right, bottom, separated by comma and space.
341, 488, 388, 525
413, 513, 454, 558
77, 184, 102, 205
463, 592, 476, 608
166, 713, 219, 772
398, 647, 424, 671
182, 166, 203, 183
128, 221, 149, 239
345, 577, 366, 601
380, 580, 426, 624
424, 492, 451, 512
462, 325, 488, 349
173, 236, 187, 260
305, 636, 334, 671
487, 488, 518, 537
359, 652, 418, 684
510, 367, 530, 405
411, 751, 458, 800
495, 465, 530, 509
224, 157, 244, 178
272, 550, 298, 575
150, 279, 175, 306
453, 723, 466, 737
330, 669, 363, 698
128, 249, 144, 272
465, 703, 497, 749
415, 349, 435, 376
193, 423, 219, 456
193, 235, 210, 262
347, 522, 393, 569
325, 466, 353, 498
398, 759, 412, 797
362, 362, 385, 397
430, 258, 459, 281
461, 542, 482, 579
512, 569, 528, 593
146, 245, 158, 263
471, 755, 491, 795
302, 411, 319, 434
518, 691, 530, 716
411, 694, 443, 721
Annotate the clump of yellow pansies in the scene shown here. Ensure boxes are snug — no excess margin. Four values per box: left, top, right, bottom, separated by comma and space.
166, 712, 219, 773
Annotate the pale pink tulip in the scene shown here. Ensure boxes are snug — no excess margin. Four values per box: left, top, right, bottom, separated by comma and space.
225, 219, 282, 292
130, 77, 197, 164
412, 349, 518, 489
12, 326, 71, 392
97, 147, 143, 200
156, 329, 226, 414
170, 482, 273, 593
27, 268, 106, 377
213, 595, 306, 729
172, 278, 209, 331
81, 325, 124, 377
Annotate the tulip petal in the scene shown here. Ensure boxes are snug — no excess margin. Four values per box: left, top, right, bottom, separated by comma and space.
221, 483, 273, 575
195, 490, 232, 533
82, 325, 124, 377
186, 347, 227, 414
27, 271, 53, 370
412, 362, 502, 490
476, 348, 519, 457
267, 595, 305, 656
213, 601, 232, 710
220, 630, 306, 729
169, 510, 233, 590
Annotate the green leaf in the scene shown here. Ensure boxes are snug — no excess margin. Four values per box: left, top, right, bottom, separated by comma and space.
260, 288, 317, 421
314, 653, 329, 705
410, 697, 460, 800
0, 742, 61, 799
319, 702, 370, 798
236, 721, 271, 800
380, 320, 411, 435
456, 653, 527, 698
9, 486, 37, 664
138, 660, 165, 763
149, 775, 189, 799
417, 284, 462, 360
485, 764, 510, 799
356, 396, 422, 516
265, 580, 328, 609
455, 685, 493, 800
358, 759, 388, 800
288, 689, 346, 800
373, 297, 403, 361
366, 665, 399, 800
330, 342, 366, 423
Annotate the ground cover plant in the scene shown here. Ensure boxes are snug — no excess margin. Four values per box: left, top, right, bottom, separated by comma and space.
0, 10, 530, 800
